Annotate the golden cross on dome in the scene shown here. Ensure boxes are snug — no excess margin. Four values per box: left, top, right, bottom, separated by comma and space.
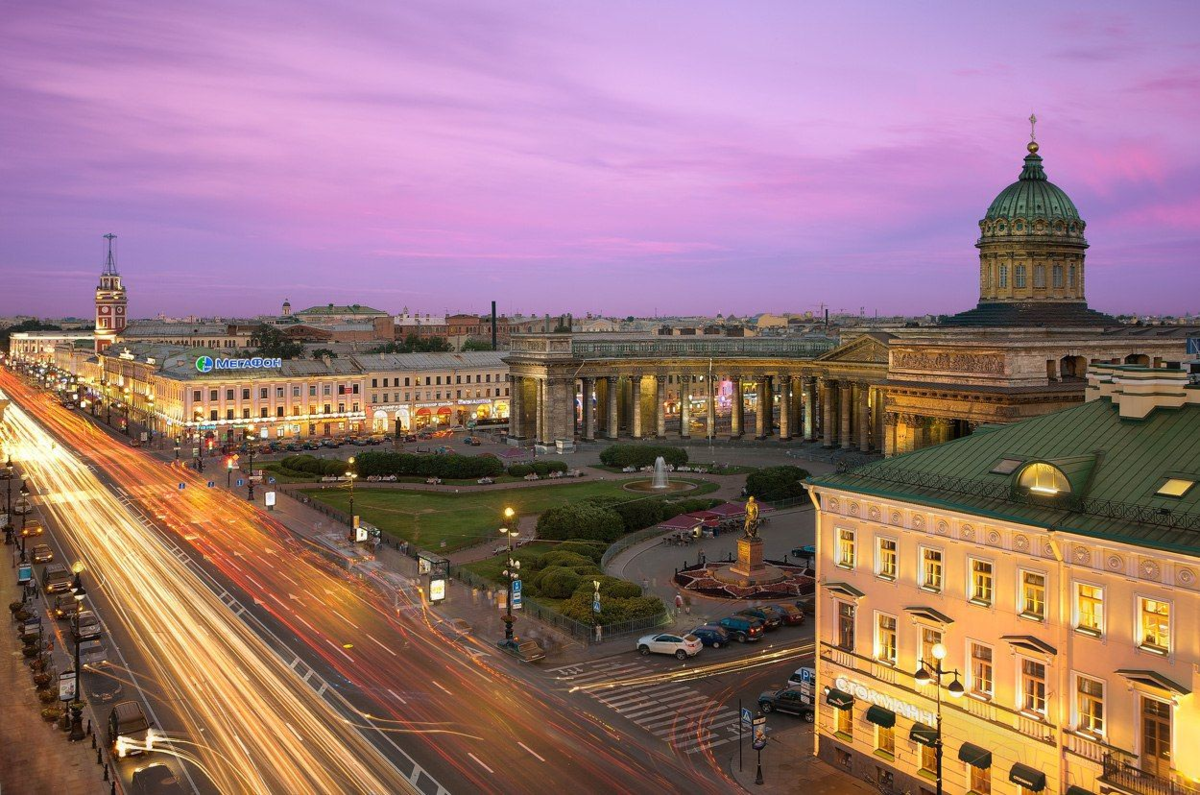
1029, 113, 1037, 142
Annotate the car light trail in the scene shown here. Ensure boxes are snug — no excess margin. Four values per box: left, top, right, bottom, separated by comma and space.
568, 641, 815, 693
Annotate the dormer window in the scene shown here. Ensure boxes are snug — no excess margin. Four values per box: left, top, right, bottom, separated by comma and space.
1156, 478, 1195, 498
1018, 463, 1070, 496
990, 458, 1023, 475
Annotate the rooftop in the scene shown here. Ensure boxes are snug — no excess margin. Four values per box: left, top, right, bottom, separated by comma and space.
295, 303, 388, 316
350, 351, 507, 370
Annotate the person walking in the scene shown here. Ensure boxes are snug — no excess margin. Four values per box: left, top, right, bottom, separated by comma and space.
674, 592, 684, 618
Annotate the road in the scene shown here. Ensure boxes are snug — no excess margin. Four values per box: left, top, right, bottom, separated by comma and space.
2, 368, 738, 794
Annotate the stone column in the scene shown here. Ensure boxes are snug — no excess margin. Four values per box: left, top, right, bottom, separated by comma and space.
778, 375, 792, 440
930, 417, 953, 446
755, 376, 768, 439
858, 383, 870, 452
679, 375, 691, 439
762, 376, 773, 437
535, 378, 546, 444
631, 375, 643, 439
606, 376, 619, 440
839, 381, 853, 450
908, 415, 927, 452
705, 377, 716, 440
655, 376, 667, 438
803, 376, 816, 441
790, 378, 802, 436
509, 376, 522, 439
730, 376, 743, 439
559, 379, 576, 441
821, 378, 835, 448
884, 412, 898, 457
581, 377, 595, 441
872, 387, 885, 452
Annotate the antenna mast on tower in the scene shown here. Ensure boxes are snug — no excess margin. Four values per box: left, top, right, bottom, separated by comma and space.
102, 233, 119, 275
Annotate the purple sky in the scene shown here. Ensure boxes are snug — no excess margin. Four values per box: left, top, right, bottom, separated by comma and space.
3, 1, 1199, 319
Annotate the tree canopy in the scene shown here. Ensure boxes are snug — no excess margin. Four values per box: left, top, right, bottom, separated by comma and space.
249, 324, 304, 359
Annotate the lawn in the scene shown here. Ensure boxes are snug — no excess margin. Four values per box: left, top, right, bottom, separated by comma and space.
463, 541, 558, 583
258, 462, 319, 483
301, 478, 717, 552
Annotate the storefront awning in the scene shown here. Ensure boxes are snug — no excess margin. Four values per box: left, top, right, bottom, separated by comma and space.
958, 742, 992, 769
824, 688, 854, 710
1064, 787, 1095, 795
909, 723, 937, 747
1009, 763, 1046, 792
865, 705, 895, 728
436, 406, 452, 414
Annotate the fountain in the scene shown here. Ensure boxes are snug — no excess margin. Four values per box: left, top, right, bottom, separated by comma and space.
622, 455, 695, 493
651, 456, 669, 489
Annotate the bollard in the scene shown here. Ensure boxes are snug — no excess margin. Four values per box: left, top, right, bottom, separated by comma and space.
92, 732, 96, 749
103, 763, 109, 781
111, 782, 116, 795
87, 718, 92, 735
96, 746, 101, 764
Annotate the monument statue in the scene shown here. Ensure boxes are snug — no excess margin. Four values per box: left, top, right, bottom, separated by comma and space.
742, 496, 761, 539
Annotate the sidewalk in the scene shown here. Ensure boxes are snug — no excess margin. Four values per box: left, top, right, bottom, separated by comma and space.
727, 723, 877, 794
2, 547, 107, 795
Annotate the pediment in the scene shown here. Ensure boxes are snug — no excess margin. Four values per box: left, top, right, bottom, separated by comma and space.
814, 334, 891, 365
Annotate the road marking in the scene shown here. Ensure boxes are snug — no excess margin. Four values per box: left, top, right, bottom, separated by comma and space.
325, 638, 353, 662
330, 608, 360, 629
285, 722, 303, 742
244, 575, 264, 591
467, 753, 494, 774
684, 734, 739, 754
294, 615, 317, 633
432, 680, 452, 695
386, 688, 407, 705
268, 593, 289, 609
621, 694, 698, 721
366, 633, 397, 656
517, 742, 546, 762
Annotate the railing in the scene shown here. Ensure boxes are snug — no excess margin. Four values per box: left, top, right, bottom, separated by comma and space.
570, 336, 838, 360
1102, 752, 1200, 795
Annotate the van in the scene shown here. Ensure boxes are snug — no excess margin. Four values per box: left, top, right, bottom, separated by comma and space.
42, 563, 71, 594
108, 701, 153, 758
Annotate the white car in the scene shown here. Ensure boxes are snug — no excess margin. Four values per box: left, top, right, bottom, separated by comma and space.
636, 633, 703, 660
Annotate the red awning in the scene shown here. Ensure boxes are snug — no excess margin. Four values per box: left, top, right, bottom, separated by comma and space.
436, 406, 452, 415
415, 408, 432, 416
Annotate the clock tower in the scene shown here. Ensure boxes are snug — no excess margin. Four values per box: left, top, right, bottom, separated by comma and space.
95, 233, 128, 353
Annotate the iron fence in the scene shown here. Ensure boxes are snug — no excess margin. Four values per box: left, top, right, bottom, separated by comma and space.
1102, 753, 1200, 795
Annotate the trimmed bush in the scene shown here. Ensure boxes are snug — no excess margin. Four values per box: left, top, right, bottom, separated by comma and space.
354, 450, 503, 480
556, 540, 606, 562
560, 588, 663, 624
507, 460, 569, 477
745, 465, 811, 502
536, 566, 584, 599
599, 444, 688, 469
536, 503, 625, 543
536, 550, 596, 570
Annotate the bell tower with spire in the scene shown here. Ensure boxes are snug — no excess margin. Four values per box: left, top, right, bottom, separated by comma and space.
95, 233, 128, 352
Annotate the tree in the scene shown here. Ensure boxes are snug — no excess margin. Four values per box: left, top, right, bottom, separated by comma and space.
461, 339, 494, 351
311, 348, 337, 359
744, 465, 811, 502
0, 319, 62, 346
249, 324, 304, 359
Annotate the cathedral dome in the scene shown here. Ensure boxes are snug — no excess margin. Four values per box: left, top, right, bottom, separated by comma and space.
983, 142, 1081, 226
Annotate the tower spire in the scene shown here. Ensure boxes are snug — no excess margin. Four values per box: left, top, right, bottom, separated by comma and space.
102, 233, 119, 275
1027, 113, 1039, 155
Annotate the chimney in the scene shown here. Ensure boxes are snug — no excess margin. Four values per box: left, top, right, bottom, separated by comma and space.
491, 300, 497, 350
1090, 364, 1196, 418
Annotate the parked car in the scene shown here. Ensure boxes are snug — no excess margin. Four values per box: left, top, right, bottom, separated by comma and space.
11, 499, 33, 515
636, 633, 703, 660
463, 437, 481, 446
689, 625, 731, 649
735, 606, 783, 631
52, 594, 78, 619
131, 763, 187, 795
78, 638, 108, 666
774, 604, 806, 626
301, 441, 320, 450
284, 443, 301, 452
128, 438, 143, 448
21, 519, 44, 536
716, 615, 764, 643
72, 610, 102, 643
787, 666, 816, 689
31, 543, 54, 563
320, 439, 341, 448
86, 672, 123, 704
42, 563, 72, 594
758, 688, 815, 721
108, 701, 153, 758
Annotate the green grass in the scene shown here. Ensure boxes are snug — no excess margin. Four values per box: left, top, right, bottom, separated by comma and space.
595, 464, 758, 476
258, 462, 320, 483
301, 478, 718, 552
463, 541, 559, 582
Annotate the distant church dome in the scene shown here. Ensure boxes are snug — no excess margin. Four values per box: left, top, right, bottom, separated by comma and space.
983, 141, 1082, 225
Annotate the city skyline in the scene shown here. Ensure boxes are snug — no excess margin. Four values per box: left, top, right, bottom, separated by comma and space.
4, 1, 1200, 318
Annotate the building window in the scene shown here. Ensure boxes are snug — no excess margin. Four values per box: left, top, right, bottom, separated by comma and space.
210, 389, 218, 401
921, 548, 943, 592
920, 743, 936, 774
1076, 676, 1105, 735
210, 410, 218, 421
1033, 264, 1045, 288
309, 386, 317, 397
1139, 598, 1170, 653
383, 378, 390, 388
998, 264, 1009, 288
241, 388, 250, 400
1075, 583, 1104, 636
835, 704, 852, 738
260, 408, 268, 418
338, 403, 345, 413
1068, 264, 1077, 287
970, 643, 993, 698
1019, 462, 1071, 495
436, 376, 442, 386
425, 377, 431, 386
1019, 570, 1046, 620
242, 408, 250, 419
352, 384, 359, 395
1053, 264, 1064, 288
837, 602, 855, 651
323, 385, 331, 396
371, 379, 378, 388
1021, 659, 1047, 716
226, 389, 234, 400
836, 528, 856, 569
970, 765, 991, 794
276, 387, 284, 398
969, 559, 993, 605
1015, 264, 1027, 288
193, 390, 201, 402
876, 724, 894, 755
456, 375, 461, 384
292, 386, 300, 397
1156, 478, 1195, 498
920, 627, 942, 664
259, 388, 268, 399
875, 613, 897, 665
876, 537, 897, 580
225, 409, 234, 420
404, 377, 410, 387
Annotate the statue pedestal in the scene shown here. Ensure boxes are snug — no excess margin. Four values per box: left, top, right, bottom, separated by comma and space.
713, 537, 786, 587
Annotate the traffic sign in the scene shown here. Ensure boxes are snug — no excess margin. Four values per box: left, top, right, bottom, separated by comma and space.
741, 707, 753, 726
593, 596, 601, 614
236, 478, 244, 487
800, 667, 814, 684
207, 481, 215, 488
17, 564, 32, 585
177, 482, 186, 490
268, 477, 276, 484
512, 578, 523, 609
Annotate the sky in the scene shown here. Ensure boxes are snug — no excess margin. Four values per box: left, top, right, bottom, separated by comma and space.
2, 0, 1199, 320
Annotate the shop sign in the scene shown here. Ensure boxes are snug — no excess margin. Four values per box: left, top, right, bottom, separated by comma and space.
195, 355, 282, 373
833, 675, 936, 726
429, 577, 446, 603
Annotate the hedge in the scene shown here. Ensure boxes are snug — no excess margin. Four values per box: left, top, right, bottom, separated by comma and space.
353, 450, 503, 479
506, 460, 569, 477
599, 444, 688, 468
279, 455, 350, 477
745, 465, 811, 502
536, 502, 625, 543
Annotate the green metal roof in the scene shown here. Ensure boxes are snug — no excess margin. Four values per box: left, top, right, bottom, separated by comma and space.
984, 146, 1081, 222
810, 397, 1200, 556
294, 304, 387, 316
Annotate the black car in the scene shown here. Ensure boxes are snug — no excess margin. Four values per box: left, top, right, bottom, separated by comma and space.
689, 625, 731, 648
759, 688, 814, 721
131, 763, 187, 795
716, 615, 764, 643
735, 607, 783, 631
86, 672, 123, 704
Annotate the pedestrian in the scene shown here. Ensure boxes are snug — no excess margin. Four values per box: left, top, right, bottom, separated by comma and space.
683, 594, 692, 615
674, 592, 684, 617
594, 624, 603, 643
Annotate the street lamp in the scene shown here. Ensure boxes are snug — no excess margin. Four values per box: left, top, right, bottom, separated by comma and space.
18, 481, 30, 563
499, 507, 518, 647
346, 457, 358, 523
227, 456, 235, 489
3, 456, 13, 546
913, 643, 965, 795
245, 427, 257, 500
68, 563, 89, 741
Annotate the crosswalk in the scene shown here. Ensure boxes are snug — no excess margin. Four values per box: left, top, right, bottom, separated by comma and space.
549, 659, 743, 756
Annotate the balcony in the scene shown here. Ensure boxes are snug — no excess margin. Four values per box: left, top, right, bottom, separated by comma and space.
1101, 752, 1200, 795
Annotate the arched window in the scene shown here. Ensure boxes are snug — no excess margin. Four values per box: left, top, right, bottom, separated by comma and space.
1018, 463, 1071, 496
1068, 265, 1077, 288
1052, 264, 1064, 289
998, 265, 1008, 288
1015, 265, 1027, 288
1033, 264, 1045, 288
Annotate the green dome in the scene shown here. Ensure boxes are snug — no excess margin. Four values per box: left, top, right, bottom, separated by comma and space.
984, 143, 1081, 222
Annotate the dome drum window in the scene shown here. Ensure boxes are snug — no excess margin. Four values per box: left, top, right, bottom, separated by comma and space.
1018, 463, 1071, 496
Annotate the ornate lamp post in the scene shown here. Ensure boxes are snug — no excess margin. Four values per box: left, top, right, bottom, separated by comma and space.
913, 643, 965, 795
499, 507, 518, 647
3, 456, 13, 546
245, 426, 257, 500
18, 481, 30, 563
346, 457, 358, 531
67, 564, 90, 741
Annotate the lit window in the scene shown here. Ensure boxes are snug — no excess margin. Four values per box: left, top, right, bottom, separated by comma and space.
835, 703, 852, 737
875, 613, 897, 665
1075, 583, 1104, 635
838, 603, 856, 651
920, 743, 936, 773
1156, 478, 1195, 498
1018, 463, 1071, 495
1076, 676, 1105, 735
876, 537, 897, 580
921, 548, 943, 592
970, 559, 994, 605
970, 765, 991, 794
970, 643, 993, 698
1139, 598, 1170, 653
1021, 659, 1047, 716
920, 627, 942, 664
1020, 571, 1046, 620
990, 458, 1023, 475
836, 528, 856, 569
876, 724, 894, 755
